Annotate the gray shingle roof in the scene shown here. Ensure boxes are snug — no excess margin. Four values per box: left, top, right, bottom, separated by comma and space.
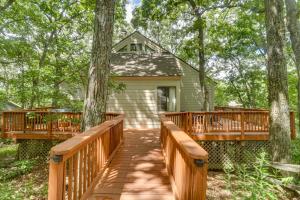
110, 53, 182, 77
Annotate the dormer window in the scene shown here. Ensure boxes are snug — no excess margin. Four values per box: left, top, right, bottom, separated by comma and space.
130, 43, 143, 51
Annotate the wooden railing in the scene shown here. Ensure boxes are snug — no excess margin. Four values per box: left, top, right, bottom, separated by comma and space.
165, 111, 296, 140
48, 114, 124, 200
160, 114, 208, 200
2, 111, 120, 135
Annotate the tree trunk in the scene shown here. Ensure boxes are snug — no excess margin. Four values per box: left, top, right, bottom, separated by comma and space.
285, 0, 300, 131
187, 0, 209, 111
82, 0, 115, 131
197, 18, 209, 111
52, 52, 62, 108
264, 0, 291, 162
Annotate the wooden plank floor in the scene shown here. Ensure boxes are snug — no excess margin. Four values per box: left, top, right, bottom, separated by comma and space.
87, 129, 175, 200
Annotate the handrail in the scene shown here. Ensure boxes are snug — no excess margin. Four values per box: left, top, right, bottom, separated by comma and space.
165, 111, 296, 140
160, 114, 208, 200
1, 111, 119, 135
48, 114, 124, 200
51, 115, 124, 157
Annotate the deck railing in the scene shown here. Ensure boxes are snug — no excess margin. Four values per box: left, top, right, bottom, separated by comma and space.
165, 111, 296, 140
1, 111, 119, 135
48, 114, 124, 200
160, 114, 208, 200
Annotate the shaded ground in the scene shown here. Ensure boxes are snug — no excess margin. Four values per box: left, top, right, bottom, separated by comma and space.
0, 142, 48, 200
207, 171, 299, 200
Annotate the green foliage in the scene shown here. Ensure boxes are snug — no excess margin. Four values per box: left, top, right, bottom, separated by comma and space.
0, 0, 129, 110
225, 152, 283, 200
0, 144, 17, 161
291, 137, 300, 164
0, 160, 48, 200
0, 160, 37, 181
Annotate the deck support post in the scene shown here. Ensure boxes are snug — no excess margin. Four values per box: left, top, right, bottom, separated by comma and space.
48, 155, 64, 200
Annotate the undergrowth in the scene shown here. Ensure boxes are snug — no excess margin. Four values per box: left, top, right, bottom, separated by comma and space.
225, 152, 295, 200
0, 144, 48, 200
291, 137, 300, 164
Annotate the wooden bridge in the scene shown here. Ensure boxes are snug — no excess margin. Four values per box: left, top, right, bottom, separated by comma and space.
48, 114, 208, 200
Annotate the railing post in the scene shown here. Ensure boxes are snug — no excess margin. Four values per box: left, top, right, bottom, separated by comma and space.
189, 112, 193, 134
48, 155, 64, 200
241, 111, 245, 139
193, 159, 208, 200
2, 112, 6, 134
204, 113, 208, 133
47, 112, 53, 136
290, 111, 296, 139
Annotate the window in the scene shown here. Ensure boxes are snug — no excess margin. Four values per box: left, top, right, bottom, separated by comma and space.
157, 87, 176, 112
130, 43, 143, 51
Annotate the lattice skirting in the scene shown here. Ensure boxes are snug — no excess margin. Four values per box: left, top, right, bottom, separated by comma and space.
198, 141, 271, 170
16, 139, 60, 160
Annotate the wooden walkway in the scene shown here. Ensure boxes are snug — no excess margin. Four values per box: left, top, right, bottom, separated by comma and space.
87, 129, 175, 200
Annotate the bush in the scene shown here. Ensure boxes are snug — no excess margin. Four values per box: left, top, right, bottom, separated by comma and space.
291, 137, 300, 164
0, 160, 37, 181
0, 144, 17, 160
225, 152, 283, 200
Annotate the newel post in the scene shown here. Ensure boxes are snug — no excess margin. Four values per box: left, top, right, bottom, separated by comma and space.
193, 159, 208, 200
48, 155, 64, 200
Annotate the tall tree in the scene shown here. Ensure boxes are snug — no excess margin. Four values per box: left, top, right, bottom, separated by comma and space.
285, 0, 300, 131
82, 0, 115, 130
264, 0, 291, 162
133, 0, 240, 111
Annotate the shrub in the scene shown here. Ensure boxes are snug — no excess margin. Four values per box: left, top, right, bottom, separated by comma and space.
291, 137, 300, 164
0, 160, 37, 181
225, 152, 282, 200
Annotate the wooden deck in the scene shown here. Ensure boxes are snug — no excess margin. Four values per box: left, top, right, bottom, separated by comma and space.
87, 129, 174, 200
48, 115, 208, 200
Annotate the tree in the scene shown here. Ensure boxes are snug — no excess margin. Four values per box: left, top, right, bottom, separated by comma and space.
133, 0, 241, 111
82, 0, 115, 130
264, 0, 291, 162
0, 0, 15, 12
285, 0, 300, 131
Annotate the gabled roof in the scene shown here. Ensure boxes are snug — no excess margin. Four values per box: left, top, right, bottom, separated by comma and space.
113, 31, 167, 53
110, 53, 182, 77
111, 31, 216, 83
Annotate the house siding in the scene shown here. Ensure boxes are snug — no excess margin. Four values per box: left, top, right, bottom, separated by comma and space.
179, 60, 215, 111
180, 60, 203, 111
107, 78, 180, 128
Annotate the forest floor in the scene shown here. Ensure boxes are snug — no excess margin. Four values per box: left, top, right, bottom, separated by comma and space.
0, 140, 299, 200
